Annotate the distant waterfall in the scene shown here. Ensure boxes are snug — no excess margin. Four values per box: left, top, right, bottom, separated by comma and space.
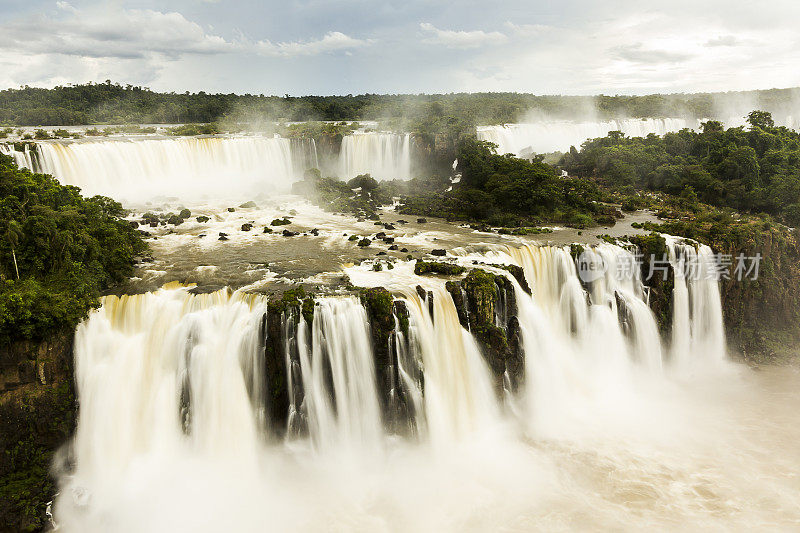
0, 136, 317, 201
477, 118, 697, 156
338, 132, 412, 180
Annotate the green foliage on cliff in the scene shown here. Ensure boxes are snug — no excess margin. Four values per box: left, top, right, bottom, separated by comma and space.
401, 138, 618, 227
0, 155, 147, 342
561, 111, 800, 226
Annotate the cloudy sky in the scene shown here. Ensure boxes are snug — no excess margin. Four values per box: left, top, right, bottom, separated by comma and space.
1, 0, 799, 95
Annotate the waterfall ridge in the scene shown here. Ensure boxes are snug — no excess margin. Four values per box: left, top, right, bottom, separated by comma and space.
338, 132, 411, 180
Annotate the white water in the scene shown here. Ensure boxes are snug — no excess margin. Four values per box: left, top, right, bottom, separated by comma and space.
1, 132, 413, 200
0, 136, 314, 201
666, 238, 727, 370
53, 242, 800, 531
339, 132, 412, 180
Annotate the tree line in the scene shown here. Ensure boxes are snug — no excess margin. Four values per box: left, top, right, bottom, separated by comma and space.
3, 80, 800, 128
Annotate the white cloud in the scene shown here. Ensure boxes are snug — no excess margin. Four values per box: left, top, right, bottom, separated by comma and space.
0, 4, 372, 89
0, 8, 234, 59
419, 22, 508, 49
255, 31, 372, 57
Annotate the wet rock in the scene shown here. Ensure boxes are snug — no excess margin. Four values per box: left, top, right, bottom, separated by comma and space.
415, 261, 466, 276
196, 215, 210, 223
389, 245, 399, 251
128, 220, 139, 229
383, 237, 395, 244
376, 232, 386, 239
282, 229, 299, 237
498, 265, 531, 295
179, 208, 191, 219
310, 228, 319, 236
263, 227, 273, 234
218, 233, 229, 241
376, 251, 387, 256
348, 235, 359, 241
227, 207, 235, 212
417, 218, 427, 224
241, 223, 253, 231
358, 238, 371, 247
430, 249, 446, 257
396, 220, 408, 224
239, 201, 257, 208
167, 214, 184, 226
271, 218, 291, 226
383, 223, 396, 230
401, 248, 408, 253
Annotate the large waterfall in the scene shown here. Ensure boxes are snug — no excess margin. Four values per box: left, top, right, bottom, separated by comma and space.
1, 132, 414, 200
1, 136, 313, 201
50, 240, 785, 532
339, 132, 412, 180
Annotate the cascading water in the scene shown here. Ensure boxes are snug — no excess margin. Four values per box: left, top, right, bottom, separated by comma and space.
1, 136, 312, 201
338, 132, 412, 180
53, 240, 800, 532
666, 237, 727, 369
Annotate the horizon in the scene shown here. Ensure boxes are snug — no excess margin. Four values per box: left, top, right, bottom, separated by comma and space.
5, 80, 800, 100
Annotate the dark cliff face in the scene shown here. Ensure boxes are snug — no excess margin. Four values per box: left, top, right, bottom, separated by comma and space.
0, 330, 76, 532
712, 226, 800, 363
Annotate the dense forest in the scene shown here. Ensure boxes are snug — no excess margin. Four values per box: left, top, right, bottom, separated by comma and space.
0, 155, 146, 342
560, 111, 800, 225
2, 80, 800, 128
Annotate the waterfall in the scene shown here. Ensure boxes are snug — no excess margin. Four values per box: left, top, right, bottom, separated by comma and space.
477, 118, 697, 156
56, 238, 734, 530
666, 237, 727, 368
0, 136, 314, 201
71, 286, 269, 480
338, 132, 412, 180
294, 297, 383, 451
0, 142, 39, 169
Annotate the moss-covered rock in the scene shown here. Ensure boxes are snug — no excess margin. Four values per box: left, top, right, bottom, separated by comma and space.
414, 261, 466, 276
451, 269, 524, 391
628, 233, 674, 337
